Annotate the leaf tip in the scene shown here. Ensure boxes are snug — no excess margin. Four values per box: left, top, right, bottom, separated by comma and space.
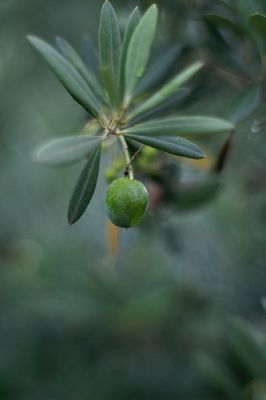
27, 35, 43, 50
193, 147, 206, 160
227, 121, 235, 130
67, 209, 80, 225
132, 6, 140, 18
150, 4, 159, 17
68, 217, 76, 226
198, 60, 205, 68
150, 4, 158, 11
102, 0, 112, 10
144, 3, 158, 19
249, 12, 263, 18
55, 35, 62, 44
27, 34, 35, 44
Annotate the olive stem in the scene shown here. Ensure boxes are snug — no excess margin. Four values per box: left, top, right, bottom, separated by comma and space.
119, 136, 134, 180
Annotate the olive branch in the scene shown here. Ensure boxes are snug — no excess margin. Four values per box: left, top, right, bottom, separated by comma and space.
28, 1, 233, 226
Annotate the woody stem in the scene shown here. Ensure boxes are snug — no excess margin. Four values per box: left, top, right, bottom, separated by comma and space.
119, 135, 134, 180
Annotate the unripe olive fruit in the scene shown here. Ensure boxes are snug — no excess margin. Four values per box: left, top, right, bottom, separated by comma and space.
105, 177, 149, 228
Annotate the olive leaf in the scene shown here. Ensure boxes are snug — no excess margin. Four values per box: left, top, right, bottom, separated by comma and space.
204, 14, 243, 37
119, 7, 141, 97
56, 36, 104, 102
216, 0, 233, 11
130, 61, 204, 120
262, 297, 266, 311
228, 85, 261, 124
68, 144, 102, 224
28, 36, 103, 119
124, 4, 158, 101
125, 116, 234, 137
135, 45, 182, 96
34, 135, 103, 167
126, 134, 205, 159
249, 13, 266, 40
204, 20, 252, 77
99, 0, 121, 104
130, 88, 190, 125
236, 0, 257, 30
80, 36, 99, 74
196, 352, 242, 399
236, 0, 262, 52
229, 318, 266, 376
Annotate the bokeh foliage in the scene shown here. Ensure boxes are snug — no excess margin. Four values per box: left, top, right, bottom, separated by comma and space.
0, 0, 266, 398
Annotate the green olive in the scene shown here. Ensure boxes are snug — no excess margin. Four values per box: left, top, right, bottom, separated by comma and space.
105, 177, 149, 228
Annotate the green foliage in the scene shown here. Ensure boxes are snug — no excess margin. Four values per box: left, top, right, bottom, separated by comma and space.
28, 36, 103, 119
68, 145, 101, 224
126, 135, 205, 159
204, 14, 244, 37
203, 1, 266, 70
197, 317, 266, 399
119, 7, 141, 97
249, 13, 266, 40
34, 135, 102, 166
196, 352, 242, 399
124, 4, 158, 101
228, 86, 261, 124
134, 45, 182, 96
2, 1, 266, 398
56, 36, 104, 101
28, 2, 233, 226
125, 116, 234, 137
99, 1, 121, 105
130, 61, 204, 119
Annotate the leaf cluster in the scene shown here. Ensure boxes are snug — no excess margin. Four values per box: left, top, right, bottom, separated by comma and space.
201, 0, 266, 125
28, 1, 233, 224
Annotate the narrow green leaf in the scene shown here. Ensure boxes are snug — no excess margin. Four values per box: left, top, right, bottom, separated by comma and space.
56, 37, 104, 102
236, 0, 257, 28
261, 297, 266, 311
249, 13, 266, 40
124, 4, 158, 102
204, 14, 243, 37
214, 0, 233, 9
68, 145, 101, 224
229, 318, 266, 377
80, 36, 99, 74
99, 0, 121, 104
119, 7, 141, 97
125, 116, 234, 137
229, 85, 261, 124
131, 88, 190, 124
125, 134, 205, 159
196, 353, 242, 400
34, 135, 102, 167
28, 36, 102, 119
205, 21, 253, 77
130, 61, 203, 120
135, 45, 182, 96
236, 0, 262, 53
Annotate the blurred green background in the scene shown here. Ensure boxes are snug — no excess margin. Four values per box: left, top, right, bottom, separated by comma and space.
0, 0, 266, 398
